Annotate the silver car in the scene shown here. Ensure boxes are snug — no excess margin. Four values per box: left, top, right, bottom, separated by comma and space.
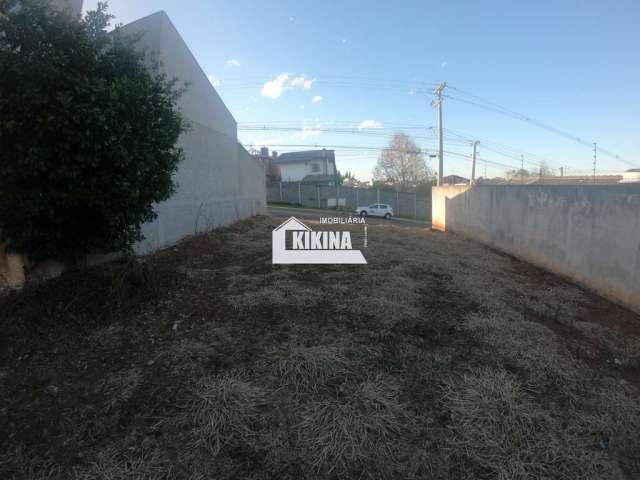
355, 203, 394, 219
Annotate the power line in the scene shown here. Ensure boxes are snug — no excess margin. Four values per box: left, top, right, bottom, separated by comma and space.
244, 143, 524, 172
444, 86, 636, 168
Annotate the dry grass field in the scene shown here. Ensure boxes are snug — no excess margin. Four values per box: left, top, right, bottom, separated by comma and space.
1, 215, 639, 479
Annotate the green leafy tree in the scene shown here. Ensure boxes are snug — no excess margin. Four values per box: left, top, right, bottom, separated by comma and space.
0, 0, 187, 261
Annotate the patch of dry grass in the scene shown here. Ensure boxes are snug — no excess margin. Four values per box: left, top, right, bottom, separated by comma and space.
228, 283, 324, 309
270, 344, 350, 395
157, 338, 214, 375
297, 376, 411, 478
464, 311, 580, 389
72, 445, 173, 480
4, 215, 640, 479
96, 367, 143, 412
180, 370, 267, 455
575, 321, 640, 368
442, 367, 614, 479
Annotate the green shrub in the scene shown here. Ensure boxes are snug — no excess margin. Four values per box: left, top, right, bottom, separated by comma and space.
0, 0, 186, 261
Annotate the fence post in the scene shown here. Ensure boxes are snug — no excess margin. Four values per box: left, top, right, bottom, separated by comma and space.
377, 189, 380, 204
279, 181, 283, 202
396, 191, 400, 216
414, 192, 417, 218
298, 182, 302, 205
317, 186, 321, 208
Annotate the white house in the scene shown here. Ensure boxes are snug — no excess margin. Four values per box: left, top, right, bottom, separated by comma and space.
273, 149, 338, 185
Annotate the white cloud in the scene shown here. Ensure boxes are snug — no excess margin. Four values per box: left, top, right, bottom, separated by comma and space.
299, 104, 305, 109
290, 76, 304, 87
207, 74, 221, 87
342, 39, 348, 44
358, 120, 382, 130
226, 58, 241, 67
312, 95, 323, 103
408, 88, 415, 95
291, 75, 315, 89
261, 73, 317, 99
261, 73, 290, 99
441, 61, 448, 68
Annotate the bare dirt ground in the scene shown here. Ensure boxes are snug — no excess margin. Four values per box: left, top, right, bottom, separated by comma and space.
1, 215, 639, 479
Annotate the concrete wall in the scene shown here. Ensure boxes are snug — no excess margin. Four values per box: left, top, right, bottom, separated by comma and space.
118, 11, 266, 254
432, 184, 640, 313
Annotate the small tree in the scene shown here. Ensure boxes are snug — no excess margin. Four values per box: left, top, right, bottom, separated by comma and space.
373, 133, 434, 190
341, 171, 367, 188
0, 0, 187, 261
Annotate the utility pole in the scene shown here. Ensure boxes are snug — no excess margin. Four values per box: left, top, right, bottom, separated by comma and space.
520, 154, 525, 180
470, 141, 479, 184
560, 166, 564, 177
593, 142, 597, 183
432, 82, 446, 185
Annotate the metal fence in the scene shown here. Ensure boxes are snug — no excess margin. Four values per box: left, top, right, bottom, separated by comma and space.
267, 182, 431, 219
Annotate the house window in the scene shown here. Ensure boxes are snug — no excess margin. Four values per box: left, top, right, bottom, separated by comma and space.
310, 163, 321, 173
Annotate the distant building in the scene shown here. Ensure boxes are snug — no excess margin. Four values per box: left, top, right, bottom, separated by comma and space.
272, 149, 338, 186
442, 175, 470, 185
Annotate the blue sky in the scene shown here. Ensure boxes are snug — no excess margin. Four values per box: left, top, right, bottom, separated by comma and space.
83, 0, 640, 181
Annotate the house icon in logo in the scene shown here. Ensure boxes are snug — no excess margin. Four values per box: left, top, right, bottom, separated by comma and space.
272, 217, 367, 264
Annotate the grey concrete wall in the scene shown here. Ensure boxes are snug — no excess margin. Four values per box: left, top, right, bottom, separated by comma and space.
432, 184, 640, 313
118, 11, 266, 254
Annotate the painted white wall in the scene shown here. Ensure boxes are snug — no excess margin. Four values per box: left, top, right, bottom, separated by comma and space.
279, 163, 308, 182
278, 159, 336, 181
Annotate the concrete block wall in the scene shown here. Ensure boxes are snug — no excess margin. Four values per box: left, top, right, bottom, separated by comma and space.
118, 11, 266, 254
432, 184, 640, 313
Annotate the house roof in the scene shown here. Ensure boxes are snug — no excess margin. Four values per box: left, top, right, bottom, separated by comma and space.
300, 175, 336, 183
273, 149, 335, 165
443, 175, 469, 184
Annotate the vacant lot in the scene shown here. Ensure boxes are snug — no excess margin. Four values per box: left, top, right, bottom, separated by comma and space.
1, 215, 639, 479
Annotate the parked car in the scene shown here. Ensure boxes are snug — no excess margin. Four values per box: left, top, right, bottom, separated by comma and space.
356, 203, 394, 219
